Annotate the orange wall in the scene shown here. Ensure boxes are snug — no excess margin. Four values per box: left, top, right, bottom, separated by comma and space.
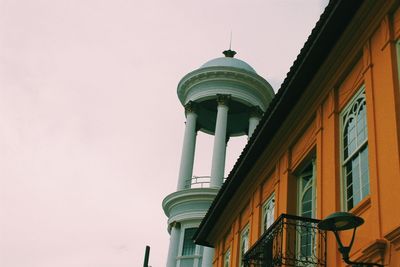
211, 2, 400, 267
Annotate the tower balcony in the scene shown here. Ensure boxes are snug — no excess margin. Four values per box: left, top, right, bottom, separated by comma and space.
184, 175, 228, 189
185, 176, 211, 189
162, 186, 219, 227
243, 214, 327, 267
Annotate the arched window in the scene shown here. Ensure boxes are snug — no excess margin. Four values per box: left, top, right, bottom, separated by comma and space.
297, 161, 316, 263
341, 87, 369, 210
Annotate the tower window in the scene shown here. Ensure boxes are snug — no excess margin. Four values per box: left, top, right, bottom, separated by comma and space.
182, 228, 197, 256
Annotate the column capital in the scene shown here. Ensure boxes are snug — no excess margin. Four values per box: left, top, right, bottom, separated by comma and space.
216, 94, 231, 106
249, 106, 264, 118
184, 101, 198, 114
170, 221, 181, 228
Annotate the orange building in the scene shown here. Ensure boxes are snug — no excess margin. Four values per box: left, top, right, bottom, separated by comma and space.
194, 0, 400, 266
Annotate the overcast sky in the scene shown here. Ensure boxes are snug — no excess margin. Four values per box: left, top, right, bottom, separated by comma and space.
0, 0, 328, 266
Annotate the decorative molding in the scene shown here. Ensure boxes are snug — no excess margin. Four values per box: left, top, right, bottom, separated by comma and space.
316, 106, 323, 134
394, 7, 400, 40
177, 68, 274, 108
350, 196, 371, 216
384, 225, 400, 251
168, 221, 181, 233
356, 239, 387, 265
380, 15, 391, 50
327, 89, 336, 118
182, 71, 268, 93
216, 94, 231, 106
162, 188, 219, 218
337, 61, 364, 110
171, 221, 181, 228
290, 121, 316, 169
184, 101, 197, 114
186, 87, 266, 111
249, 106, 264, 118
168, 211, 209, 224
280, 152, 290, 175
363, 40, 372, 73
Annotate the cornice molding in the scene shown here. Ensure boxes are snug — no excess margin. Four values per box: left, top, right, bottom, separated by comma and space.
216, 94, 231, 106
249, 106, 264, 118
384, 225, 400, 250
177, 67, 274, 105
184, 101, 198, 114
168, 211, 208, 224
162, 188, 219, 216
353, 239, 387, 265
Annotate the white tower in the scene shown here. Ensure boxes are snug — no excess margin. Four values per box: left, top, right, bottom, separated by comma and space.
162, 50, 274, 267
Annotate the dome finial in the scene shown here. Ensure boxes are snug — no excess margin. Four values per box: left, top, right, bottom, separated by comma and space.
223, 31, 236, 58
223, 49, 237, 58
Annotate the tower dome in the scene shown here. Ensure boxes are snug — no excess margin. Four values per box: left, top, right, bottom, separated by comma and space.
200, 56, 257, 73
177, 50, 274, 136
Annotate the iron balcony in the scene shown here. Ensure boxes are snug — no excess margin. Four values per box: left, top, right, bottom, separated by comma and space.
243, 214, 327, 267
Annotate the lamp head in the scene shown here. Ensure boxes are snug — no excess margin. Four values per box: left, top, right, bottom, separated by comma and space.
318, 212, 364, 231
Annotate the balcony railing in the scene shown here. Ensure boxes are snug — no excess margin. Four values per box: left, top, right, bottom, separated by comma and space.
185, 176, 211, 189
243, 214, 326, 267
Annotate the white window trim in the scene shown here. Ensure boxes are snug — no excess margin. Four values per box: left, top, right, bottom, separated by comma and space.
238, 224, 250, 267
297, 159, 316, 218
178, 225, 199, 257
224, 248, 231, 267
296, 159, 317, 262
261, 193, 275, 234
339, 85, 369, 211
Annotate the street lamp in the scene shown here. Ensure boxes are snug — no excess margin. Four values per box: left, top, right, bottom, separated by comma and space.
318, 212, 384, 267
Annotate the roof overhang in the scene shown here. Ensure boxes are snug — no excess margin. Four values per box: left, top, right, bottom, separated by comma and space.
194, 0, 364, 247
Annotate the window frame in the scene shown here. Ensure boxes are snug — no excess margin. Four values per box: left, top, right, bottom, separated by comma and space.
261, 193, 275, 234
296, 159, 317, 263
340, 86, 370, 211
181, 227, 198, 256
297, 159, 316, 219
238, 224, 250, 267
224, 248, 231, 267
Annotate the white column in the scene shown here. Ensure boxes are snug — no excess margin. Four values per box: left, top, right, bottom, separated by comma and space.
177, 102, 198, 190
166, 222, 180, 267
248, 106, 263, 139
201, 247, 214, 267
210, 95, 230, 188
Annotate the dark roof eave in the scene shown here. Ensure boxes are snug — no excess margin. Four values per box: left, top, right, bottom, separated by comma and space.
194, 0, 363, 246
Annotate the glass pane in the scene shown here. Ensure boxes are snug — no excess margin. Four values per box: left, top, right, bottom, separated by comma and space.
297, 161, 316, 264
342, 89, 370, 211
224, 250, 230, 267
346, 161, 354, 210
263, 195, 275, 232
357, 103, 367, 144
240, 228, 249, 267
182, 228, 197, 256
360, 147, 370, 198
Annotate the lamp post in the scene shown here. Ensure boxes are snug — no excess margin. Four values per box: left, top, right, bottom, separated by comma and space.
317, 212, 383, 267
143, 245, 150, 267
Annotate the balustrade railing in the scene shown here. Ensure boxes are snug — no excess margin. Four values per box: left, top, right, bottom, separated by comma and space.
243, 214, 326, 267
185, 176, 211, 189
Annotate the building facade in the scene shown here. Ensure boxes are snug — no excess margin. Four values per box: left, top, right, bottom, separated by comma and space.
194, 1, 400, 266
162, 51, 274, 266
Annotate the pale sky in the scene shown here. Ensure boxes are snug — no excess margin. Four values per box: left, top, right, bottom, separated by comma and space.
0, 0, 328, 266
